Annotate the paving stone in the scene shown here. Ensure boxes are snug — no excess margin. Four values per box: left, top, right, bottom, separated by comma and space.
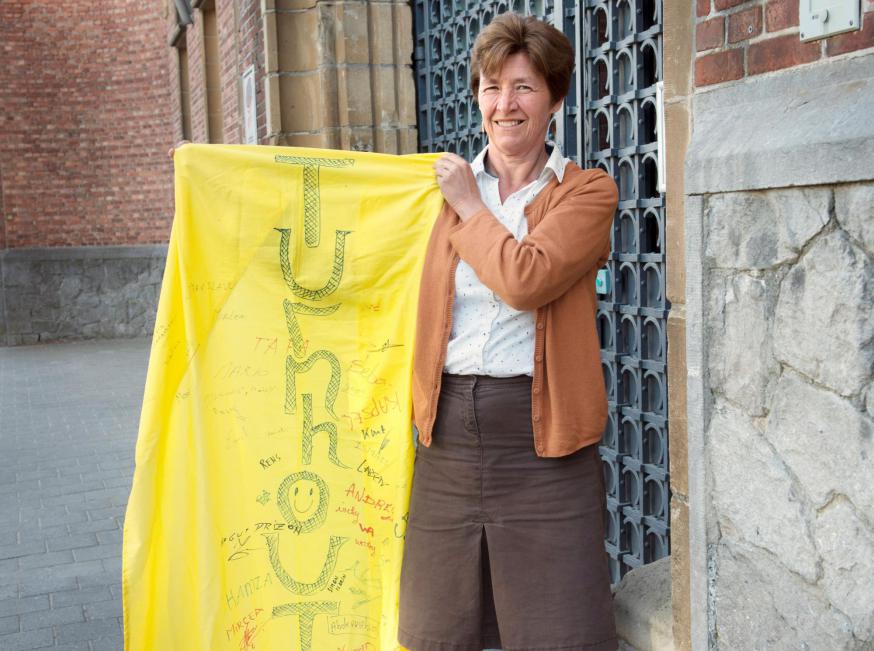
101, 557, 122, 577
95, 530, 122, 546
56, 617, 122, 644
72, 544, 120, 563
18, 573, 79, 598
0, 543, 40, 561
84, 599, 122, 621
17, 550, 74, 570
47, 533, 99, 553
0, 627, 54, 650
76, 572, 121, 590
54, 643, 91, 651
90, 633, 125, 651
0, 583, 18, 601
0, 614, 19, 634
0, 339, 149, 651
0, 594, 50, 617
67, 519, 119, 536
17, 524, 71, 544
51, 586, 113, 609
20, 604, 85, 630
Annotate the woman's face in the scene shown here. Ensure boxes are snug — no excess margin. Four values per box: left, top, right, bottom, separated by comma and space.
477, 52, 562, 160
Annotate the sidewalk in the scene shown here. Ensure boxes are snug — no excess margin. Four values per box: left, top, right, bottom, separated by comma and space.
0, 338, 151, 651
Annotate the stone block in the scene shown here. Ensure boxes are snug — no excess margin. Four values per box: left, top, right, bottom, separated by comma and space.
835, 182, 874, 257
397, 66, 418, 126
814, 496, 874, 641
278, 72, 328, 132
706, 270, 780, 415
339, 126, 375, 152
664, 100, 689, 304
263, 9, 279, 73
370, 65, 399, 126
715, 541, 856, 649
704, 188, 829, 270
865, 383, 874, 419
686, 52, 874, 194
374, 128, 399, 155
669, 498, 691, 651
337, 65, 375, 126
774, 230, 874, 396
708, 403, 819, 581
765, 369, 873, 515
276, 8, 319, 72
667, 310, 688, 495
278, 131, 333, 148
367, 3, 395, 66
398, 127, 418, 155
613, 556, 674, 651
394, 2, 414, 68
336, 2, 370, 66
275, 0, 317, 9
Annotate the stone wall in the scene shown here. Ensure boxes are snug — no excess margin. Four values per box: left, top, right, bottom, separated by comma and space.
0, 246, 167, 345
685, 53, 874, 649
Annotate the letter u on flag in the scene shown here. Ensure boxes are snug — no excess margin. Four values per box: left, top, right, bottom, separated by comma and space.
122, 145, 443, 650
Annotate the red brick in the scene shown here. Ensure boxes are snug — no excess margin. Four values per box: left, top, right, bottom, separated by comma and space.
826, 12, 874, 56
695, 48, 744, 86
697, 17, 725, 51
714, 0, 746, 10
697, 0, 711, 17
0, 0, 176, 248
765, 0, 799, 32
748, 33, 821, 75
728, 5, 762, 43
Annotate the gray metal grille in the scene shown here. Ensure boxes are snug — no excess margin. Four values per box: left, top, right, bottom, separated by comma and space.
412, 0, 668, 584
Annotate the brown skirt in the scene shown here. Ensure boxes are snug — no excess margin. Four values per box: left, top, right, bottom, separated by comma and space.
399, 374, 618, 651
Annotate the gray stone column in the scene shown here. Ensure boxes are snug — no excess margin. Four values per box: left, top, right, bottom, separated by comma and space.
685, 53, 874, 649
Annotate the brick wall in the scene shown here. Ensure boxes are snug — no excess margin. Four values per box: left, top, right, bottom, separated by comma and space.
168, 0, 267, 146
695, 0, 874, 86
0, 0, 176, 248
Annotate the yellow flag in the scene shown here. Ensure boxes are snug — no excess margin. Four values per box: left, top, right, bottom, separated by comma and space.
123, 144, 442, 650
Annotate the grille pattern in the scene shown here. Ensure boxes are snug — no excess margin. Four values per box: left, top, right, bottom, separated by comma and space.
413, 0, 668, 583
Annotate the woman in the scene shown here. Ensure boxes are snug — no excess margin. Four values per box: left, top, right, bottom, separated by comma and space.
400, 12, 619, 651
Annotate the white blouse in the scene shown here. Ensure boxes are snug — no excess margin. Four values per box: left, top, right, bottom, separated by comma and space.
444, 143, 569, 377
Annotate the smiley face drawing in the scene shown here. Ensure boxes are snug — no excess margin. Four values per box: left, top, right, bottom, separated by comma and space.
276, 471, 328, 534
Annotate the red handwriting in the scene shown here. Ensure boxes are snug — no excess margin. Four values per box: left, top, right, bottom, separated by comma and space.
254, 336, 278, 354
336, 504, 360, 522
226, 607, 263, 642
345, 483, 392, 514
358, 523, 374, 536
355, 538, 376, 556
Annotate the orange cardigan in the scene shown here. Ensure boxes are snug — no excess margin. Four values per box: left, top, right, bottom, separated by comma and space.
411, 163, 619, 457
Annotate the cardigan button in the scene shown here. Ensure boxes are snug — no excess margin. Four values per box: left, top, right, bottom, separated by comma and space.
535, 355, 543, 362
536, 322, 544, 330
533, 415, 541, 422
533, 387, 540, 394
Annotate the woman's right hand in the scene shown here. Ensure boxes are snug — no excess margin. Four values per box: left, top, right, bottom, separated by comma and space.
167, 140, 190, 159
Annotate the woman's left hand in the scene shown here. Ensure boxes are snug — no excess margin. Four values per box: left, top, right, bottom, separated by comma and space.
434, 153, 487, 221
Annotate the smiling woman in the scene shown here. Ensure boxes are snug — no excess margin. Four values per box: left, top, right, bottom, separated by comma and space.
401, 11, 620, 651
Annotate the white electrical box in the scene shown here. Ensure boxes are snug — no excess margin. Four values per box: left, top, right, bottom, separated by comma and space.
799, 0, 861, 41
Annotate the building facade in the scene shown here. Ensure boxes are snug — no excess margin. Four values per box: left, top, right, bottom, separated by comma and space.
0, 0, 176, 344
2, 0, 873, 648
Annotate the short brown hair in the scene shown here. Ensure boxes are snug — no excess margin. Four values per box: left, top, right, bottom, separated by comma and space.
470, 13, 574, 104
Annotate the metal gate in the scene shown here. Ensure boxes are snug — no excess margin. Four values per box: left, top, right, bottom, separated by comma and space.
412, 0, 669, 584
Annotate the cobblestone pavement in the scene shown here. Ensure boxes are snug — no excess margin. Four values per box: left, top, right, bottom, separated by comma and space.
0, 338, 151, 651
